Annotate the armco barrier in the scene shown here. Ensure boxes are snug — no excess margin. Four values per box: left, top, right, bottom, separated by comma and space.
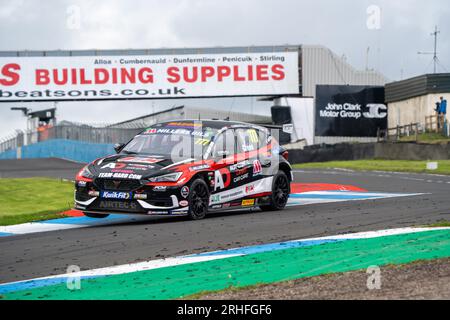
289, 142, 450, 164
0, 139, 115, 163
289, 143, 376, 163
0, 148, 17, 160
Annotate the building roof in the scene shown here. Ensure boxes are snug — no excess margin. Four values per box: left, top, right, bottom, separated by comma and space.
0, 45, 300, 57
385, 73, 450, 103
109, 105, 273, 129
111, 105, 185, 127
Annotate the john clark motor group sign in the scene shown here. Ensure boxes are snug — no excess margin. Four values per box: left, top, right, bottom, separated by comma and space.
315, 85, 387, 137
0, 52, 299, 102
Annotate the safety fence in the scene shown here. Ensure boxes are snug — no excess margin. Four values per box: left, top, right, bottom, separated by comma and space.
26, 125, 142, 145
378, 114, 449, 143
0, 131, 24, 153
425, 114, 447, 134
377, 123, 421, 142
0, 124, 143, 155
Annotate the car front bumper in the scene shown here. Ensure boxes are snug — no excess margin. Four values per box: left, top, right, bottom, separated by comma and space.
74, 180, 190, 216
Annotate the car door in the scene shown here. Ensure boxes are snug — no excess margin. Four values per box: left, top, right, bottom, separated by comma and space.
235, 127, 269, 185
209, 129, 237, 198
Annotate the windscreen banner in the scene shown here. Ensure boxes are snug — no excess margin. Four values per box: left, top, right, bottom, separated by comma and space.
0, 52, 299, 102
315, 85, 387, 137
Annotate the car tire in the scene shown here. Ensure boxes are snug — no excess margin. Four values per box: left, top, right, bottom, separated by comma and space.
83, 212, 110, 218
187, 178, 210, 220
259, 170, 290, 212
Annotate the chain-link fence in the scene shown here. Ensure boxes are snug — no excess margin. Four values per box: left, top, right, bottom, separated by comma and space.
0, 131, 24, 153
0, 123, 144, 153
27, 125, 142, 145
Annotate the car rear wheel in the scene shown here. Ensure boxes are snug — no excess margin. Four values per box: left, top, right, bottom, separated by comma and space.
187, 179, 210, 220
259, 171, 290, 212
83, 212, 110, 218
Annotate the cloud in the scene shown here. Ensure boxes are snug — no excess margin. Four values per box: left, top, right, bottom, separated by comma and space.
0, 0, 449, 137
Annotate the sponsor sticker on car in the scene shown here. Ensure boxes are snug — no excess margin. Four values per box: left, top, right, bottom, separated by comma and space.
210, 194, 221, 203
100, 191, 132, 200
101, 162, 127, 169
242, 199, 255, 206
253, 159, 262, 176
245, 184, 255, 194
181, 186, 190, 198
98, 172, 142, 179
179, 200, 189, 207
233, 172, 249, 183
99, 201, 138, 210
147, 210, 169, 215
189, 164, 210, 171
230, 160, 251, 172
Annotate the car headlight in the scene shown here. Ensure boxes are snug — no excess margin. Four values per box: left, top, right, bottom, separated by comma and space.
148, 172, 183, 183
78, 166, 94, 179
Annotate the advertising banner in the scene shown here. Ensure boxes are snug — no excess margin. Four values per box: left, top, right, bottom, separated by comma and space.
0, 52, 299, 102
315, 85, 386, 137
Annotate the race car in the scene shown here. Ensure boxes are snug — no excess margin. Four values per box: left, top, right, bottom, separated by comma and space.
74, 120, 292, 220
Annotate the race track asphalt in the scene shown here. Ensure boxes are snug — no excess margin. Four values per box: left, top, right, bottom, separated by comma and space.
0, 159, 449, 283
0, 158, 84, 180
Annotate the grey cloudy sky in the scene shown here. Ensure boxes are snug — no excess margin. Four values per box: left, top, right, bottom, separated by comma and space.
0, 0, 449, 137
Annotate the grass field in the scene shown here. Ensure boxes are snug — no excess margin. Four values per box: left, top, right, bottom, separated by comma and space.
0, 178, 74, 226
293, 159, 450, 175
399, 132, 450, 144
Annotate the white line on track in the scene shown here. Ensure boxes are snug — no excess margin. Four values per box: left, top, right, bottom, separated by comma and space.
0, 226, 448, 289
293, 169, 450, 184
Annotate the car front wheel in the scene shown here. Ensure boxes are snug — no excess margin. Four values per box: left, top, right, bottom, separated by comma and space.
187, 179, 210, 220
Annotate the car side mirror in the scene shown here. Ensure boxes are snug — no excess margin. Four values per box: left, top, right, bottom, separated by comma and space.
114, 143, 125, 153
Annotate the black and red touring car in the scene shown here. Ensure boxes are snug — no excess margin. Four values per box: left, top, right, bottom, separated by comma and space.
74, 120, 292, 220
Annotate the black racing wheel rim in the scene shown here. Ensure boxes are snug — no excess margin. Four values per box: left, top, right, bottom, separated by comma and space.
190, 182, 209, 218
273, 174, 289, 208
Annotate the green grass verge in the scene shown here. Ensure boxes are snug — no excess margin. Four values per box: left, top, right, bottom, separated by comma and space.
428, 220, 450, 227
0, 178, 74, 226
399, 132, 450, 144
293, 159, 450, 175
184, 257, 449, 299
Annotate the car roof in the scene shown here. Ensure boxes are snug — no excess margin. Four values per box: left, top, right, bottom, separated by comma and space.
153, 119, 265, 131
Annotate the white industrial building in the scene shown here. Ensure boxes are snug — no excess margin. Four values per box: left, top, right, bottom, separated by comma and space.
300, 45, 387, 97
110, 105, 272, 128
385, 73, 450, 129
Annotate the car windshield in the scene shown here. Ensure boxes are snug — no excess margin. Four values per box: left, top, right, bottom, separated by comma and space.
121, 125, 218, 159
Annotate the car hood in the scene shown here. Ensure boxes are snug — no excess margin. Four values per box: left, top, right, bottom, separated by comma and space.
89, 154, 188, 179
